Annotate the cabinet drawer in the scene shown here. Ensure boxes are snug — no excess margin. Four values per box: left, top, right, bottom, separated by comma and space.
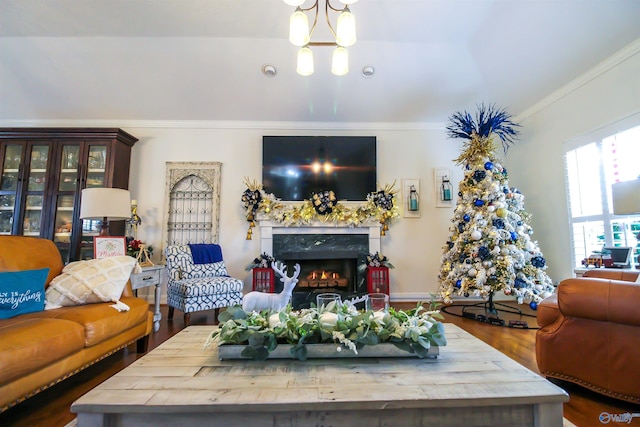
131, 267, 162, 290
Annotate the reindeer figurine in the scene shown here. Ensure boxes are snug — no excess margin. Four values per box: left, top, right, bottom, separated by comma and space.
242, 262, 301, 312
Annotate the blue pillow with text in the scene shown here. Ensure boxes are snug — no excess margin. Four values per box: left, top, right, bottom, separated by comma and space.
0, 268, 49, 319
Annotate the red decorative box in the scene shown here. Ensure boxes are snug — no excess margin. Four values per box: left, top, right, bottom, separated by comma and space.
252, 268, 275, 293
367, 267, 390, 295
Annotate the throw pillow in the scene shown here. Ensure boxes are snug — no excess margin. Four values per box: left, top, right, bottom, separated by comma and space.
0, 268, 49, 319
45, 256, 139, 311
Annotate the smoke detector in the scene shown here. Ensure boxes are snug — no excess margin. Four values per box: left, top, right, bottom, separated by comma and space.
361, 66, 375, 78
262, 64, 277, 77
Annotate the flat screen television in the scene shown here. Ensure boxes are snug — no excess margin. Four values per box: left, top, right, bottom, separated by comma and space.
262, 136, 377, 201
603, 247, 632, 268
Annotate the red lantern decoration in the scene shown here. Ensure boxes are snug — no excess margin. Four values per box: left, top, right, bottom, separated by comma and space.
252, 268, 275, 293
367, 267, 390, 295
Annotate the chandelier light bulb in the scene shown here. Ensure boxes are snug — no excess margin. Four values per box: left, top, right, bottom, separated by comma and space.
335, 7, 356, 47
297, 46, 315, 76
283, 0, 306, 6
331, 46, 349, 76
338, 0, 359, 4
289, 8, 310, 46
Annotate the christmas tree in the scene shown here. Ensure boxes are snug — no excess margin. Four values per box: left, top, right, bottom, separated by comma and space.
438, 104, 555, 310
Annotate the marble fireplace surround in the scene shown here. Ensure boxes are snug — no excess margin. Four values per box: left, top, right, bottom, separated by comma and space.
258, 218, 382, 307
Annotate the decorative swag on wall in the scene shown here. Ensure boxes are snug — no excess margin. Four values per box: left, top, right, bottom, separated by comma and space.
241, 178, 400, 240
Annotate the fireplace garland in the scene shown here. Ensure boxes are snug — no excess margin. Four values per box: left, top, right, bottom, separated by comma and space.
241, 179, 401, 240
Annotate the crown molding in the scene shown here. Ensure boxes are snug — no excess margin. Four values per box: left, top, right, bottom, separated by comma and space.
0, 119, 445, 132
517, 38, 640, 122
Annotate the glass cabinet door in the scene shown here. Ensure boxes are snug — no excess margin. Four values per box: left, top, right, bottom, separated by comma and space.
53, 194, 75, 263
0, 145, 23, 234
0, 195, 14, 234
86, 145, 107, 188
59, 145, 80, 192
1, 145, 22, 191
80, 218, 101, 260
21, 145, 49, 236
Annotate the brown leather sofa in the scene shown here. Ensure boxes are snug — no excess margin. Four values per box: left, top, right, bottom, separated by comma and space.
536, 269, 640, 404
0, 236, 153, 412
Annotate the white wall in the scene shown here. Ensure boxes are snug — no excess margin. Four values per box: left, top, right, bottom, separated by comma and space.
507, 45, 640, 281
125, 125, 463, 301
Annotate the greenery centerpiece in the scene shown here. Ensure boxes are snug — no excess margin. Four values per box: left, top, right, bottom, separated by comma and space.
205, 301, 446, 361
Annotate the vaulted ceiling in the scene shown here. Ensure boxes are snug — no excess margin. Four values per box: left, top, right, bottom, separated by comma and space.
1, 0, 639, 124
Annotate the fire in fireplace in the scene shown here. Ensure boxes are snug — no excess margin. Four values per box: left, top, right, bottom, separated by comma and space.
272, 234, 369, 308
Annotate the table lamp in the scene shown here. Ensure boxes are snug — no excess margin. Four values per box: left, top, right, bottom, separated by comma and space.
80, 188, 132, 236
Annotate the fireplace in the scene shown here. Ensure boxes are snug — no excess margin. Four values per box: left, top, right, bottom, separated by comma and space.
258, 216, 381, 309
273, 234, 368, 308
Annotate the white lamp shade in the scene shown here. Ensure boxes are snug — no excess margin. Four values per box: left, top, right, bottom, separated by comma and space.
297, 46, 314, 76
283, 0, 306, 6
338, 0, 359, 4
331, 46, 349, 75
612, 179, 640, 215
289, 9, 310, 46
336, 8, 356, 47
80, 188, 132, 220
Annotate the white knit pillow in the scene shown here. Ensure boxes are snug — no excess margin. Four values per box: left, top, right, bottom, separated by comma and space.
45, 256, 140, 311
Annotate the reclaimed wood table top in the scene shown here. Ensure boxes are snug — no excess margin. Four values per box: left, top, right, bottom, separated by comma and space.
72, 324, 569, 427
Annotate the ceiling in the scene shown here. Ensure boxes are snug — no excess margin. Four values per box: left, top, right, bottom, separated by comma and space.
1, 0, 639, 124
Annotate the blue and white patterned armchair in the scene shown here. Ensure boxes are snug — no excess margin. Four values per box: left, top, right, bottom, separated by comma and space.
164, 244, 244, 326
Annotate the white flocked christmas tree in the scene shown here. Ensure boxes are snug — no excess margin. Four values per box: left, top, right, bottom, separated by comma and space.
438, 104, 555, 310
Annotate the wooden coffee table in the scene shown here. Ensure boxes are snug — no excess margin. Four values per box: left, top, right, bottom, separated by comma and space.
72, 324, 568, 427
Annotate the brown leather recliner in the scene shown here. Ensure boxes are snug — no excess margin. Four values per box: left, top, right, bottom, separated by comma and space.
536, 269, 640, 404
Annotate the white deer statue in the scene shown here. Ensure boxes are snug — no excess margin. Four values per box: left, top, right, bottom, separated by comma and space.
242, 262, 301, 312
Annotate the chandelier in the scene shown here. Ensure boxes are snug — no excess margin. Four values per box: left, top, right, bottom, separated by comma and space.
283, 0, 358, 76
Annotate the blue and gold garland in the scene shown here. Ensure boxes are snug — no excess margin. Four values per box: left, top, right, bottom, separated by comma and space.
242, 178, 400, 240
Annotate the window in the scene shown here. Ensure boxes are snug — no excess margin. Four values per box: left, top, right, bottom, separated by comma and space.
564, 118, 640, 268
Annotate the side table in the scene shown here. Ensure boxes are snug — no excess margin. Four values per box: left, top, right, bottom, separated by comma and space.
130, 264, 164, 332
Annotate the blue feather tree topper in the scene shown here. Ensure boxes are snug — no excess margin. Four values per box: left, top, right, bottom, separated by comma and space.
446, 103, 520, 153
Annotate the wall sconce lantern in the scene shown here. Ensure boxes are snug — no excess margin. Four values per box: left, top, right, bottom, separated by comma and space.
408, 185, 419, 212
441, 176, 452, 202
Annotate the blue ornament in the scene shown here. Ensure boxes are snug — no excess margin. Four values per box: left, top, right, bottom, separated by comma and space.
529, 301, 538, 310
510, 231, 518, 241
484, 161, 494, 171
458, 223, 465, 233
464, 292, 470, 297
473, 170, 486, 182
465, 258, 471, 264
458, 191, 463, 197
514, 278, 527, 289
503, 187, 509, 193
531, 256, 546, 268
492, 218, 505, 229
474, 199, 485, 207
478, 246, 490, 260
455, 280, 462, 289
463, 214, 470, 222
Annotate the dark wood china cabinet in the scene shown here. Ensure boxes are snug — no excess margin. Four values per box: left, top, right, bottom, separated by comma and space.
0, 128, 137, 262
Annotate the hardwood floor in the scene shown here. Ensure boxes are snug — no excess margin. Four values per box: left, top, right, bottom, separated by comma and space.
1, 302, 638, 427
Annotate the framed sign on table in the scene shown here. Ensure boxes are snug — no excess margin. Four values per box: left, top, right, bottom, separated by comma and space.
94, 236, 126, 258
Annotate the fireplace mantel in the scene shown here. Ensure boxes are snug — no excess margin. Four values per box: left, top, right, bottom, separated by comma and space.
258, 219, 381, 256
